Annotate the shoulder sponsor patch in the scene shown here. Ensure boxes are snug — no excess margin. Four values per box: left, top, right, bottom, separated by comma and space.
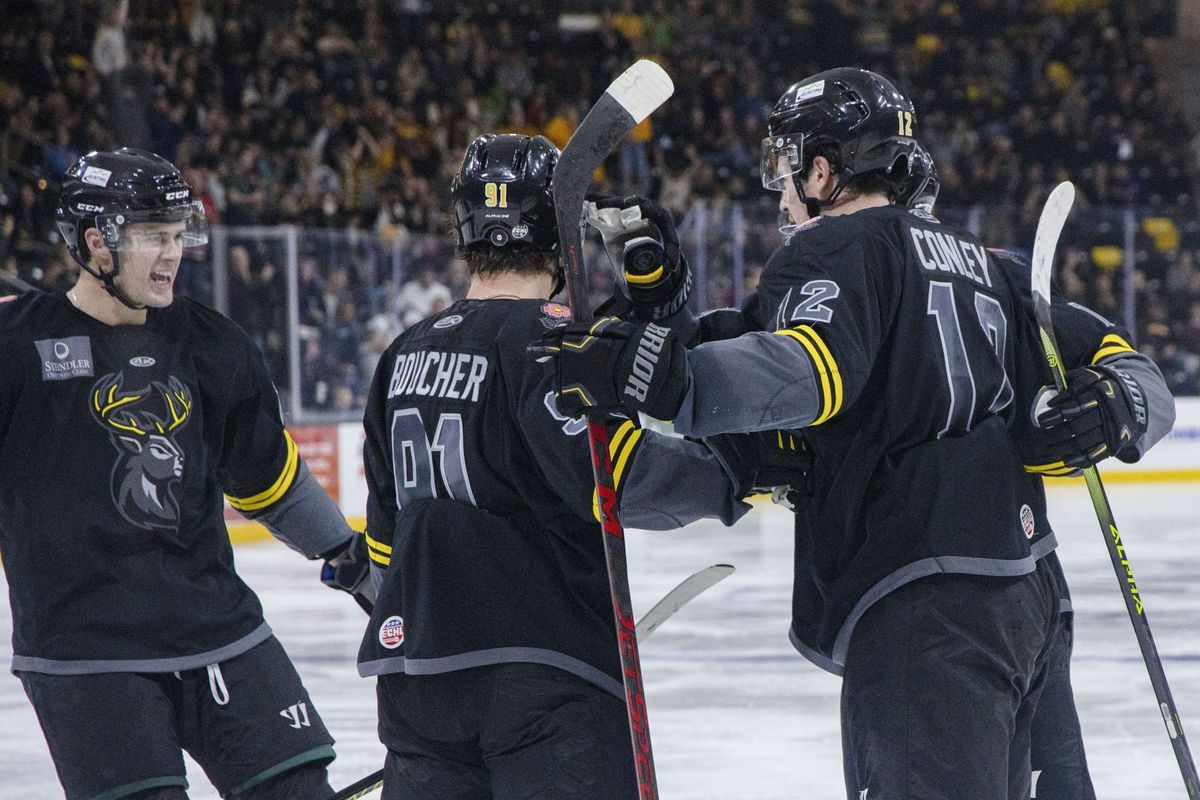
433, 314, 463, 329
81, 166, 112, 187
541, 302, 571, 320
35, 336, 94, 380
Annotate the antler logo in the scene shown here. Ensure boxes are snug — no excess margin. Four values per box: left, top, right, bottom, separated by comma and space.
90, 372, 193, 530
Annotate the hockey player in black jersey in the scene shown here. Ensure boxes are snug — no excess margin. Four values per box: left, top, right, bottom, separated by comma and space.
0, 148, 370, 800
537, 69, 1175, 798
359, 133, 808, 800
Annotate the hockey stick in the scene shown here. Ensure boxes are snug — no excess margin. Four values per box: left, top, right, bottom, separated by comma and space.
329, 769, 382, 800
0, 270, 37, 294
326, 563, 729, 799
1031, 181, 1199, 798
636, 563, 734, 640
552, 59, 674, 800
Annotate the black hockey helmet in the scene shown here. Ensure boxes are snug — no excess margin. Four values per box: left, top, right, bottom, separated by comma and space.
451, 134, 559, 251
762, 68, 921, 219
56, 148, 207, 306
899, 144, 940, 212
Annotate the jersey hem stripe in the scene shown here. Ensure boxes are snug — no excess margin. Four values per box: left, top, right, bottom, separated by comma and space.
828, 535, 1059, 669
786, 536, 1059, 676
10, 622, 273, 675
89, 775, 189, 800
357, 646, 625, 700
228, 745, 336, 796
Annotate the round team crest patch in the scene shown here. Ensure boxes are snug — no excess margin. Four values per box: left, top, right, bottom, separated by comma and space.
541, 302, 571, 320
1020, 504, 1036, 539
379, 615, 405, 649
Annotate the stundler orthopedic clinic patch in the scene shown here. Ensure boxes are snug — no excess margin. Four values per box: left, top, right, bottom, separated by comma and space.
35, 336, 94, 380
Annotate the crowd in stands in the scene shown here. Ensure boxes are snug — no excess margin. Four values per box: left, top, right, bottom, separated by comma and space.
2, 0, 1198, 404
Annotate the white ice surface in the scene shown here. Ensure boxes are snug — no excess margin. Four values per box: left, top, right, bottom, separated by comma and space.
2, 482, 1198, 799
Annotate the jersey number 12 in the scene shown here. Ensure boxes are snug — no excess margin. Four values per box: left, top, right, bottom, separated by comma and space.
926, 282, 1014, 437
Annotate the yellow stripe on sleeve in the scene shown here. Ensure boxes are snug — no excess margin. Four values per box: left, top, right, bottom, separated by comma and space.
226, 430, 300, 512
611, 428, 644, 489
590, 421, 645, 520
365, 532, 393, 555
1024, 461, 1078, 477
1090, 333, 1135, 364
367, 549, 390, 566
774, 325, 843, 425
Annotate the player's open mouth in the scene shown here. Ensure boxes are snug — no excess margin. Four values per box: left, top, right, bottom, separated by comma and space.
151, 271, 173, 286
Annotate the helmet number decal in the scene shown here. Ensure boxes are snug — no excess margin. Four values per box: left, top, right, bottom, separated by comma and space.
897, 111, 914, 137
484, 182, 509, 208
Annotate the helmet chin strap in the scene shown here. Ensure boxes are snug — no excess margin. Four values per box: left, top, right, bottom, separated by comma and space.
549, 262, 566, 300
74, 246, 146, 310
798, 168, 853, 221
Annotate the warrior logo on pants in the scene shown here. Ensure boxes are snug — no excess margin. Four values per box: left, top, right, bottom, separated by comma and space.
90, 372, 193, 530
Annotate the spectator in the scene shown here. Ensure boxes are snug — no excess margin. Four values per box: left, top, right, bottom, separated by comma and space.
393, 266, 451, 328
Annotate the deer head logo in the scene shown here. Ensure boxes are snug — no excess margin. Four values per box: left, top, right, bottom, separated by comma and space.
90, 372, 193, 530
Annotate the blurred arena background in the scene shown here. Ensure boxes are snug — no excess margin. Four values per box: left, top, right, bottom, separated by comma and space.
4, 0, 1200, 424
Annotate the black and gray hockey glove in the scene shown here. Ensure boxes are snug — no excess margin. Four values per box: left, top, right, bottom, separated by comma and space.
586, 195, 691, 322
705, 430, 813, 506
1026, 365, 1147, 473
529, 317, 690, 420
320, 532, 376, 614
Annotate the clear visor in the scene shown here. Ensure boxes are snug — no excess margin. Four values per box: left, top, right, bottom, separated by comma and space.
911, 177, 941, 213
96, 201, 209, 253
760, 136, 805, 191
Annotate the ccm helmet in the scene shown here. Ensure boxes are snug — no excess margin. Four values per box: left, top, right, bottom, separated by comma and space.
762, 68, 921, 221
57, 148, 207, 307
451, 134, 559, 251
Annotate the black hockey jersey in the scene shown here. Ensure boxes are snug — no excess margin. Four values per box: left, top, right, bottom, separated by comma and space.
0, 292, 337, 674
358, 298, 751, 697
672, 214, 1176, 676
675, 206, 1051, 673
675, 206, 1173, 674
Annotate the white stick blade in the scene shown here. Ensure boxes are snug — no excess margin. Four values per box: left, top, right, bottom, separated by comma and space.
606, 59, 674, 124
1031, 181, 1075, 303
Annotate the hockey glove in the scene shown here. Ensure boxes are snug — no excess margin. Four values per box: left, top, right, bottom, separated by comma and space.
530, 317, 690, 420
1026, 365, 1147, 473
705, 430, 813, 505
585, 195, 691, 321
320, 532, 376, 614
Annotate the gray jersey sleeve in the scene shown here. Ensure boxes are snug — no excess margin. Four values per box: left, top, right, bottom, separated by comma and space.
1101, 352, 1176, 461
672, 332, 823, 437
617, 431, 753, 530
238, 459, 355, 558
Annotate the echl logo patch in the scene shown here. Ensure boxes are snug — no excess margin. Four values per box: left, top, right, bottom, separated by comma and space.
1020, 504, 1036, 539
541, 302, 571, 320
379, 615, 405, 649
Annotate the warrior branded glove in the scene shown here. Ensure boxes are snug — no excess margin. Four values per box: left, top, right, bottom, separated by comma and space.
1028, 365, 1148, 473
705, 430, 813, 503
585, 195, 691, 322
320, 532, 376, 614
530, 317, 690, 420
